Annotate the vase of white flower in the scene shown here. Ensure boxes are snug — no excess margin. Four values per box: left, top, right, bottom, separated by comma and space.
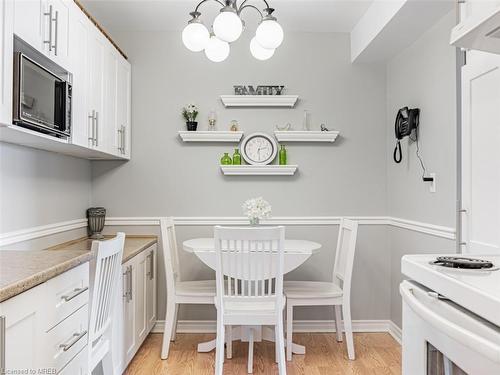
182, 104, 199, 131
242, 197, 271, 226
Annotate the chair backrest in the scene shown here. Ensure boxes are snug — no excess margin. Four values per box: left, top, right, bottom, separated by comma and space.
88, 232, 125, 343
214, 226, 285, 310
332, 219, 358, 296
160, 217, 181, 297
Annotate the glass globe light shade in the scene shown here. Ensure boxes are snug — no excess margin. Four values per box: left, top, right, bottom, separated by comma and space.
182, 22, 210, 52
255, 19, 284, 49
250, 37, 275, 61
213, 10, 243, 43
204, 35, 230, 62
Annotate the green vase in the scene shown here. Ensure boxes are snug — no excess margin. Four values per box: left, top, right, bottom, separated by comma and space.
279, 145, 287, 165
220, 153, 232, 165
232, 149, 241, 165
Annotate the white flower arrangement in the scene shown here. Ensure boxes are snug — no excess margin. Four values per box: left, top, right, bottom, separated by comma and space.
182, 104, 199, 122
242, 197, 271, 225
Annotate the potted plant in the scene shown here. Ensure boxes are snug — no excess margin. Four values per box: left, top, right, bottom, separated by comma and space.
242, 197, 272, 225
182, 104, 199, 131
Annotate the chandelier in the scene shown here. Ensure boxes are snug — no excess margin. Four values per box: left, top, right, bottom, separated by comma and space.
182, 0, 284, 62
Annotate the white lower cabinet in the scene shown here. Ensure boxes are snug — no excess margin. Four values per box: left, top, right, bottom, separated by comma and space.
112, 245, 157, 374
0, 262, 90, 373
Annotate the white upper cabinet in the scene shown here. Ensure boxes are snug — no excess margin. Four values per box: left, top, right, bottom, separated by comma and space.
43, 0, 70, 68
116, 56, 131, 159
103, 46, 118, 155
13, 0, 44, 51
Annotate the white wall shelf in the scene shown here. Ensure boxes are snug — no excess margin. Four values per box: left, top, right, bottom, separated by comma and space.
220, 95, 299, 108
178, 131, 243, 142
220, 165, 298, 176
274, 130, 340, 143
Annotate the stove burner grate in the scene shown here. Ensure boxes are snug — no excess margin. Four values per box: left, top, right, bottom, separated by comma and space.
433, 256, 494, 269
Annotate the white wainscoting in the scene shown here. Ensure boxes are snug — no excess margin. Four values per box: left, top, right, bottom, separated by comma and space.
152, 319, 402, 344
0, 215, 456, 247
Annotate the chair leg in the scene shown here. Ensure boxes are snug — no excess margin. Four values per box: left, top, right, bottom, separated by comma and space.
275, 325, 279, 363
276, 318, 287, 375
215, 317, 225, 375
286, 302, 293, 361
334, 305, 343, 342
226, 325, 233, 359
171, 304, 179, 341
248, 328, 254, 374
101, 348, 114, 375
161, 300, 176, 359
342, 304, 355, 360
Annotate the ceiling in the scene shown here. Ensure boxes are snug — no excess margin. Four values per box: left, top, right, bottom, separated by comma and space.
80, 0, 374, 33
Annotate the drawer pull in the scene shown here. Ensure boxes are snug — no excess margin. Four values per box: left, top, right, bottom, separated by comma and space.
61, 286, 89, 302
59, 330, 87, 352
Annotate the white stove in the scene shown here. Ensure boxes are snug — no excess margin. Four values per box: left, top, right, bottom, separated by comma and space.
401, 254, 500, 375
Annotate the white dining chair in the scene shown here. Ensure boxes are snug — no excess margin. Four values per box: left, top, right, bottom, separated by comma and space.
160, 217, 218, 360
214, 226, 287, 375
284, 218, 358, 361
88, 232, 126, 374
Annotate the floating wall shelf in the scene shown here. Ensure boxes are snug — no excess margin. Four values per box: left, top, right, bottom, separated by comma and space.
178, 131, 244, 142
221, 165, 298, 176
274, 130, 340, 143
220, 95, 299, 108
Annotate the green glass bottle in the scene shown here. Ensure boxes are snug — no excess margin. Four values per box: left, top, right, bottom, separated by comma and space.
220, 152, 232, 165
279, 145, 287, 165
232, 149, 241, 165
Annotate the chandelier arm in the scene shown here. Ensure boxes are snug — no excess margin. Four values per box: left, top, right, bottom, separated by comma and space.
238, 4, 263, 18
194, 0, 225, 13
239, 0, 270, 11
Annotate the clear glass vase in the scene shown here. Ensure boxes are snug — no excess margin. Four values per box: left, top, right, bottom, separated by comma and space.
249, 217, 260, 226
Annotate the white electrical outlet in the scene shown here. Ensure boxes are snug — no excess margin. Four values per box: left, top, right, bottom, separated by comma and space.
429, 173, 436, 193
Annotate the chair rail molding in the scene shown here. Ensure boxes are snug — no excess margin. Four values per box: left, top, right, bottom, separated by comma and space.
0, 216, 456, 247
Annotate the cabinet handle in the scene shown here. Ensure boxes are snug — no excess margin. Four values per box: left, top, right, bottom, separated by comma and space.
95, 111, 99, 147
117, 128, 122, 153
122, 126, 126, 154
148, 251, 154, 280
61, 286, 89, 302
59, 330, 87, 352
123, 266, 132, 302
88, 110, 95, 145
53, 10, 58, 55
43, 5, 53, 51
0, 316, 5, 373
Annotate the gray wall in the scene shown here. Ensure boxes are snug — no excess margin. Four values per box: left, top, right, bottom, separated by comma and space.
385, 11, 457, 327
0, 142, 91, 233
92, 31, 391, 322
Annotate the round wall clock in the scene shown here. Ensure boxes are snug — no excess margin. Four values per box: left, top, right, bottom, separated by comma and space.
240, 132, 278, 165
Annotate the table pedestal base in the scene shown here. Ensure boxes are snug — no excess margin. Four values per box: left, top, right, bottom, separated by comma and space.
196, 326, 305, 355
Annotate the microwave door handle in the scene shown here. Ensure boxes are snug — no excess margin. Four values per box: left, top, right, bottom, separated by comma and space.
43, 5, 53, 52
400, 281, 500, 364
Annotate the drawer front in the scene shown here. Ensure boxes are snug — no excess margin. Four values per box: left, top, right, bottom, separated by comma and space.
58, 345, 88, 375
45, 262, 89, 331
42, 304, 88, 372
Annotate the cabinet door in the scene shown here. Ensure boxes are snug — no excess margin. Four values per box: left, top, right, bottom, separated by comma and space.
0, 282, 44, 370
116, 57, 131, 158
45, 0, 70, 69
135, 250, 148, 343
0, 0, 14, 126
122, 263, 136, 364
13, 0, 44, 51
146, 247, 157, 331
103, 46, 117, 155
67, 7, 88, 147
461, 53, 500, 254
86, 27, 105, 151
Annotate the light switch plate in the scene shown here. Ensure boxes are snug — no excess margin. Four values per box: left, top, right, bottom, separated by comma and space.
429, 173, 436, 193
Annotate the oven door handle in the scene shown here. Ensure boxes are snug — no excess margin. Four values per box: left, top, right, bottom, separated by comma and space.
400, 281, 500, 364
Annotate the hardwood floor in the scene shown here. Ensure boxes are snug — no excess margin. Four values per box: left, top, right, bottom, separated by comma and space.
125, 333, 401, 374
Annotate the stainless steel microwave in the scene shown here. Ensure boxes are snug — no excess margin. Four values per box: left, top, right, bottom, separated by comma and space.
13, 52, 72, 138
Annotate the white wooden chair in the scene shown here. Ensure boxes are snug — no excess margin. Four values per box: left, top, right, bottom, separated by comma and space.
160, 217, 217, 359
88, 232, 126, 374
214, 226, 287, 375
284, 218, 358, 361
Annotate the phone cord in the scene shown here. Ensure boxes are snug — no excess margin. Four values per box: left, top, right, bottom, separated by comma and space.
393, 140, 402, 163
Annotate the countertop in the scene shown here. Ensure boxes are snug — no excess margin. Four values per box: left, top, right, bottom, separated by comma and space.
0, 235, 157, 303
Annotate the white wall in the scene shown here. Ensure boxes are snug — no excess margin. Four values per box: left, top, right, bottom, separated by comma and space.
385, 11, 457, 327
0, 142, 91, 233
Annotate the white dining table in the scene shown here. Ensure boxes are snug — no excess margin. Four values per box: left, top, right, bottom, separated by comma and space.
182, 238, 322, 356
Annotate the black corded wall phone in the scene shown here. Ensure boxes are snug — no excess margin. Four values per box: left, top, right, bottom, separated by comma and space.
393, 106, 434, 183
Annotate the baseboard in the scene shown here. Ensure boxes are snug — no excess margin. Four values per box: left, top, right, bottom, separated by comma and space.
152, 319, 401, 338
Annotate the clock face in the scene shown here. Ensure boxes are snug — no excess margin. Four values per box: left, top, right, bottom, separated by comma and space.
240, 133, 278, 165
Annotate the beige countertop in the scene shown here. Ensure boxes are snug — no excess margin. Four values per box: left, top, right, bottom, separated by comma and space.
0, 235, 157, 303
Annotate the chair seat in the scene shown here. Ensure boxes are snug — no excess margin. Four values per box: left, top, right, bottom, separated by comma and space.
284, 281, 343, 299
175, 280, 216, 297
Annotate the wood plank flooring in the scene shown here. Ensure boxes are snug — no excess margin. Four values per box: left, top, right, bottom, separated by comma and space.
125, 333, 401, 374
